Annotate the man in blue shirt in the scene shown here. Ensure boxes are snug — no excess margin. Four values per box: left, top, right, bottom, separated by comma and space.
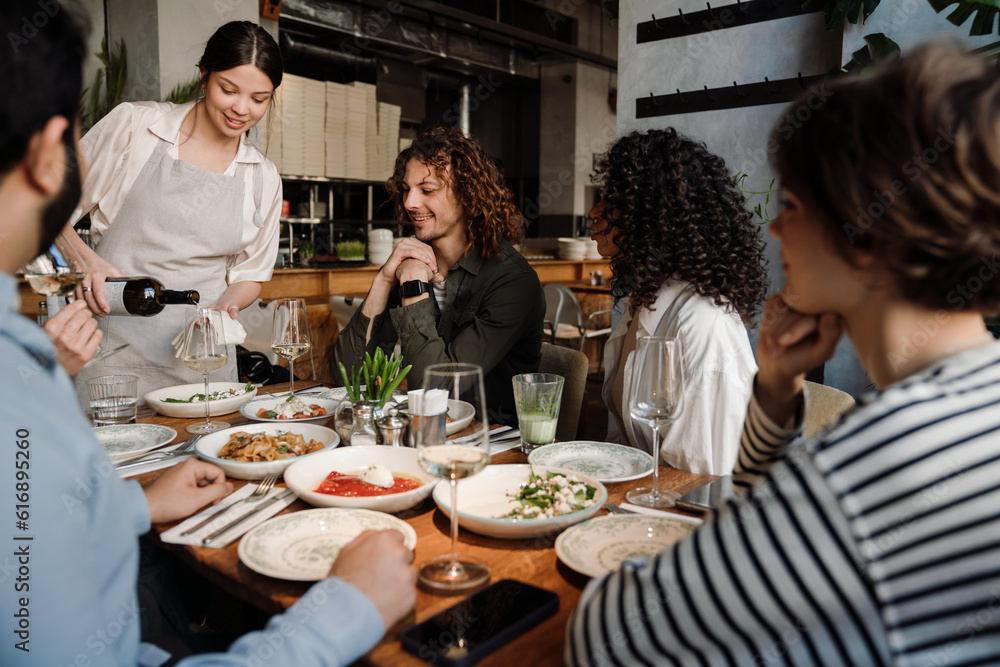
0, 2, 416, 665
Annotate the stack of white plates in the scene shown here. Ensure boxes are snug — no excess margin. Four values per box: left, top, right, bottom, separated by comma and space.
368, 228, 394, 266
558, 237, 588, 260
583, 238, 602, 260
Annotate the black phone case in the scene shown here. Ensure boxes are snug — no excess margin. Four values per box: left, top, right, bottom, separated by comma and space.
400, 579, 559, 667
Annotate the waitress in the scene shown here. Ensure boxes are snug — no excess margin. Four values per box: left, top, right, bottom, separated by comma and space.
66, 21, 283, 399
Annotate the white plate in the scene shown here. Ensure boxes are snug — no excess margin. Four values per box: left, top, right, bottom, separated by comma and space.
238, 508, 417, 581
555, 514, 703, 578
239, 395, 338, 423
284, 446, 438, 513
527, 441, 655, 483
195, 423, 340, 480
144, 382, 257, 418
94, 424, 177, 461
432, 464, 607, 539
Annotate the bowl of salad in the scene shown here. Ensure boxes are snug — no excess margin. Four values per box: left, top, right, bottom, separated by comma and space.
145, 382, 257, 419
432, 464, 607, 539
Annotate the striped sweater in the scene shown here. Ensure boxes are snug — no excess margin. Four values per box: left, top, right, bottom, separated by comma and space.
567, 342, 1000, 666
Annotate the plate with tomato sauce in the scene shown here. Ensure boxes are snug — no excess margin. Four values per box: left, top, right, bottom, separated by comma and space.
239, 394, 338, 423
284, 446, 438, 513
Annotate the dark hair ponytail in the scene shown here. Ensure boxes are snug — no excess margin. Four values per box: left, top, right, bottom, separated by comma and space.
198, 21, 283, 90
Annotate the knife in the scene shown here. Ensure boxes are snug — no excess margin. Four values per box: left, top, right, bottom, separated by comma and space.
202, 489, 296, 547
450, 425, 512, 445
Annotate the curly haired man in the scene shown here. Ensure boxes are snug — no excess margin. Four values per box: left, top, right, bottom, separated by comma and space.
335, 126, 544, 425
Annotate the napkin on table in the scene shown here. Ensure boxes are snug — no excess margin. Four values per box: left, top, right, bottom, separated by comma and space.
407, 388, 448, 415
161, 483, 298, 548
171, 316, 247, 358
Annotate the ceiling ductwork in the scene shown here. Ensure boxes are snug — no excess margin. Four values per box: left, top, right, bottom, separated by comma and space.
279, 0, 615, 81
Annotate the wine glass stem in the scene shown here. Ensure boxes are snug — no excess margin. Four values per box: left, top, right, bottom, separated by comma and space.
289, 358, 295, 395
203, 374, 211, 426
650, 424, 661, 499
449, 475, 460, 560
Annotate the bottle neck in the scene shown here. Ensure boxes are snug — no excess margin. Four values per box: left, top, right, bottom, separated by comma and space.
161, 290, 200, 305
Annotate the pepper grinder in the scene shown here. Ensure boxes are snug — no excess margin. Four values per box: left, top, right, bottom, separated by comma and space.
377, 412, 409, 446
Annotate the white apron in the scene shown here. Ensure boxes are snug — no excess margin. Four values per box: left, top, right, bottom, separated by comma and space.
77, 139, 261, 402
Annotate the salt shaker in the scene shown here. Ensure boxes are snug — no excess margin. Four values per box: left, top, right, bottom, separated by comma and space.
350, 402, 378, 446
377, 413, 409, 446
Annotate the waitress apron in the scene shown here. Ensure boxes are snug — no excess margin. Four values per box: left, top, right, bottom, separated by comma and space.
76, 139, 261, 402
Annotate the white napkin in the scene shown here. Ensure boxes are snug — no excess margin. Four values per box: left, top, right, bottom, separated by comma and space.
171, 316, 247, 358
619, 502, 704, 525
161, 484, 298, 548
407, 388, 448, 415
490, 440, 523, 456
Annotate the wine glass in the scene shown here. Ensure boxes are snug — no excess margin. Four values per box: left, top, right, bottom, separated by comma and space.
626, 336, 685, 509
21, 232, 87, 298
416, 363, 491, 593
182, 307, 230, 434
20, 232, 129, 365
271, 298, 311, 396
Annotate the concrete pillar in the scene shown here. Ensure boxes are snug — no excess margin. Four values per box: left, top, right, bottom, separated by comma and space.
105, 0, 258, 102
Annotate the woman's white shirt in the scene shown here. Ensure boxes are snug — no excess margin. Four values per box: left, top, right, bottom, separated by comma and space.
602, 281, 757, 476
71, 100, 282, 284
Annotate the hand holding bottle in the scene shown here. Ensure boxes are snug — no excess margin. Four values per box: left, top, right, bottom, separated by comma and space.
76, 245, 122, 316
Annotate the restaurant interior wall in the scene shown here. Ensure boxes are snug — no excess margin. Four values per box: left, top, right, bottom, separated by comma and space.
617, 0, 998, 399
103, 0, 258, 102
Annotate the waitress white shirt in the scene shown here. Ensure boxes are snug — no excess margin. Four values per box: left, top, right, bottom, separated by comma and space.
602, 280, 757, 476
71, 100, 282, 284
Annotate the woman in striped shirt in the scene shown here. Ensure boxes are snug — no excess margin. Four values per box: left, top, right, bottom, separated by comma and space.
568, 43, 1000, 666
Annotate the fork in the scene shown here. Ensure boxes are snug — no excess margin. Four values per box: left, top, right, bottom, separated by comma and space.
605, 502, 637, 515
180, 472, 280, 536
114, 435, 202, 469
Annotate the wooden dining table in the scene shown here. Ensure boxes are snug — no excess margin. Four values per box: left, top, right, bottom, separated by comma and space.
128, 383, 711, 666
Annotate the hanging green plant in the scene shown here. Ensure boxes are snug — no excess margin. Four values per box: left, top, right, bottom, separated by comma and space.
836, 33, 901, 75
734, 173, 780, 223
929, 0, 1000, 35
803, 0, 882, 31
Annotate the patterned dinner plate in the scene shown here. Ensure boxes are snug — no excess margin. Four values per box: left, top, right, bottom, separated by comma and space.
555, 514, 702, 578
527, 441, 655, 483
93, 424, 177, 461
237, 508, 417, 581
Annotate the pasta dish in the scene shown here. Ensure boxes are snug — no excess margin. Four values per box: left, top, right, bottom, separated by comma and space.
217, 431, 325, 462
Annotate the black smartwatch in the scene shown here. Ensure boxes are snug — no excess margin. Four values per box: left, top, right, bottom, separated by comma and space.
399, 280, 433, 300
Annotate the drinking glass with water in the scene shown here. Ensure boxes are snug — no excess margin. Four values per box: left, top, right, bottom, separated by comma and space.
87, 374, 139, 426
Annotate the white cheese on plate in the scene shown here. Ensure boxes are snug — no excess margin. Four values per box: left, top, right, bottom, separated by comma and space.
359, 464, 394, 488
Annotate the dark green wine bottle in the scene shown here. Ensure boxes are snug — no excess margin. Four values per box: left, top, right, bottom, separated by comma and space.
104, 277, 200, 316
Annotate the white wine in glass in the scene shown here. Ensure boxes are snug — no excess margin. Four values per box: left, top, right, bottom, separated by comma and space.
271, 298, 310, 396
21, 232, 87, 297
183, 307, 229, 434
627, 336, 684, 509
416, 363, 491, 594
21, 232, 130, 365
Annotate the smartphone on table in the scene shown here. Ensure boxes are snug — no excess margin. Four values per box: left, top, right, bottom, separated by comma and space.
400, 579, 559, 667
674, 475, 735, 516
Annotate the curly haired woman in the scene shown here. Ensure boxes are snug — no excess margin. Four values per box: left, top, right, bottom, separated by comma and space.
591, 128, 768, 474
335, 126, 544, 425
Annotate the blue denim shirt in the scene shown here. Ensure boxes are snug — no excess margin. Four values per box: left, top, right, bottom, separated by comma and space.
0, 274, 384, 667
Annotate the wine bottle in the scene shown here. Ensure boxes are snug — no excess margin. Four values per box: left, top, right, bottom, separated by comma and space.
104, 277, 200, 317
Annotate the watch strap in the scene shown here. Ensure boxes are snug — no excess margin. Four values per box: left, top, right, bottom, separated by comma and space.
399, 280, 433, 299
